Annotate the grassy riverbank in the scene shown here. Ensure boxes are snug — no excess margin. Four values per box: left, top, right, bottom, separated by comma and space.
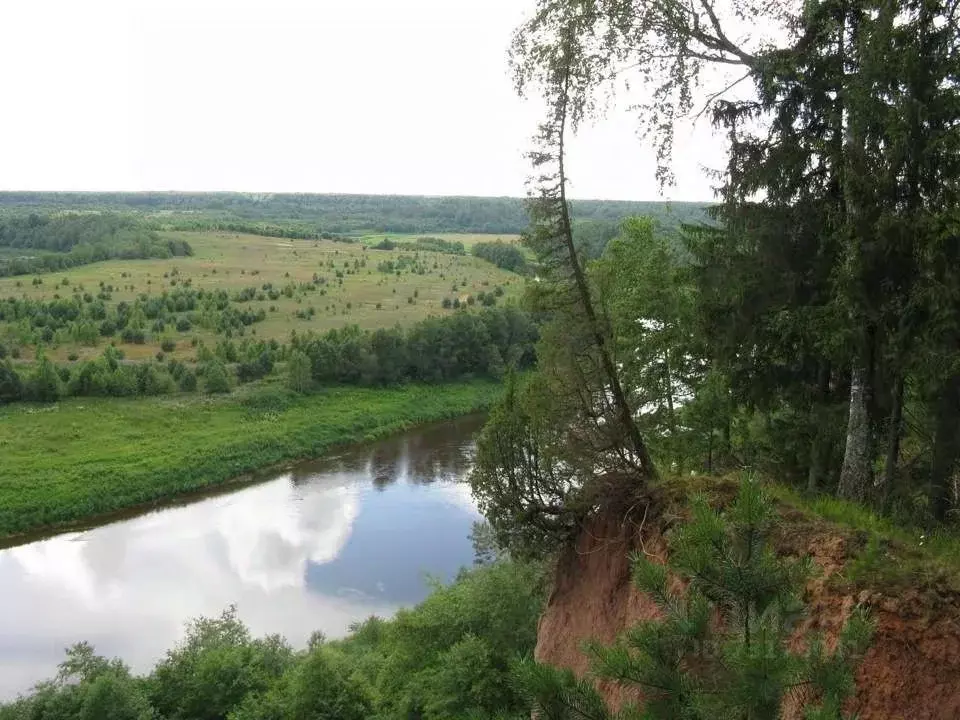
0, 379, 501, 539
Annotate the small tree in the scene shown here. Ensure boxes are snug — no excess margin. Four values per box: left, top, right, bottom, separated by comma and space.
0, 360, 23, 404
202, 359, 232, 394
517, 480, 873, 719
28, 352, 63, 403
287, 350, 313, 394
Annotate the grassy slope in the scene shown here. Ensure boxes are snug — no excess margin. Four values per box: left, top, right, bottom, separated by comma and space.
668, 474, 960, 598
0, 231, 524, 362
0, 379, 502, 539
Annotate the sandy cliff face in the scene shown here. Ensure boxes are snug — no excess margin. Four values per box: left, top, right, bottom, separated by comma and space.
534, 494, 960, 720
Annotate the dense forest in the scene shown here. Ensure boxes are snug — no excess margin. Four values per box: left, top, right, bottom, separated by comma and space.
0, 192, 711, 235
0, 214, 192, 277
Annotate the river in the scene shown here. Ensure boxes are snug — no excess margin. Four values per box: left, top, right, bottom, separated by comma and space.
0, 414, 486, 699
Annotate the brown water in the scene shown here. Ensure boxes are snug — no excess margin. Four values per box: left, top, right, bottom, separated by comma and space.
0, 414, 485, 699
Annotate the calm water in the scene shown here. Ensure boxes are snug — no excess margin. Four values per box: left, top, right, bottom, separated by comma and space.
0, 414, 485, 699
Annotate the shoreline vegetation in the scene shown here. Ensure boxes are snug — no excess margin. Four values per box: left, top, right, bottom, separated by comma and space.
0, 378, 502, 541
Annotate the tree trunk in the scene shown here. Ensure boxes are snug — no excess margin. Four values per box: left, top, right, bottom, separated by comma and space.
838, 365, 873, 501
807, 360, 832, 494
931, 373, 960, 522
552, 66, 657, 480
707, 431, 714, 473
663, 348, 678, 470
721, 413, 732, 468
879, 374, 904, 505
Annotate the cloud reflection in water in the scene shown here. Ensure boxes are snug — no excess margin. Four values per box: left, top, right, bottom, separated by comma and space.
0, 414, 484, 699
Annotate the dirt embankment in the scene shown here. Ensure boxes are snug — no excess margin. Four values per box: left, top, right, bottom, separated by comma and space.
534, 492, 960, 719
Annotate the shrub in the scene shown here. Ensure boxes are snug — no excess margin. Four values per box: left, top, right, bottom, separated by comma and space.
0, 360, 23, 403
202, 360, 232, 394
178, 370, 198, 392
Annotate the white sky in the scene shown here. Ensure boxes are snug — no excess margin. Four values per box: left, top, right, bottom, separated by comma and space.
0, 0, 727, 201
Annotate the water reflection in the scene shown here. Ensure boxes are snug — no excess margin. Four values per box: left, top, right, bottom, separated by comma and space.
0, 414, 484, 699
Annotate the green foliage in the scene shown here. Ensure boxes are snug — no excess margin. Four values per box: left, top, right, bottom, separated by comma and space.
286, 350, 312, 393
148, 608, 293, 720
27, 351, 63, 402
471, 373, 583, 558
518, 480, 874, 719
229, 646, 371, 720
0, 286, 264, 353
0, 213, 192, 277
0, 380, 502, 537
593, 217, 702, 469
0, 192, 711, 236
1, 560, 543, 720
0, 360, 23, 403
0, 643, 154, 720
472, 241, 527, 273
333, 559, 544, 719
372, 236, 467, 255
292, 305, 537, 387
202, 359, 232, 394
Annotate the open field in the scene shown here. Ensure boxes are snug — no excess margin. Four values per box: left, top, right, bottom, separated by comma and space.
0, 230, 524, 362
0, 378, 502, 539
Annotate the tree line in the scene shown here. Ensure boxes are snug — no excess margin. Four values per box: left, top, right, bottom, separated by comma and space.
471, 240, 527, 273
0, 192, 711, 235
0, 214, 192, 277
288, 305, 537, 389
0, 305, 538, 404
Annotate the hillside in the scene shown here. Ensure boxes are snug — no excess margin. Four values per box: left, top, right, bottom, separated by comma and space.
535, 476, 960, 720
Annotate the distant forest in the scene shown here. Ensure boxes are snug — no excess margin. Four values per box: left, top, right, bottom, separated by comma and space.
0, 214, 192, 277
0, 192, 712, 235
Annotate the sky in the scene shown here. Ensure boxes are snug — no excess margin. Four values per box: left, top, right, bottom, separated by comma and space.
0, 0, 728, 201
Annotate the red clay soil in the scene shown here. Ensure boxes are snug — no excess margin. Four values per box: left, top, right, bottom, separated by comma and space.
534, 499, 960, 719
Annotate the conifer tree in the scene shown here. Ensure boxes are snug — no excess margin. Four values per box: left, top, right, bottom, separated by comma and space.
516, 480, 873, 719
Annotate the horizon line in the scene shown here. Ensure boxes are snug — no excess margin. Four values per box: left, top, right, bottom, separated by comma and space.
0, 189, 717, 205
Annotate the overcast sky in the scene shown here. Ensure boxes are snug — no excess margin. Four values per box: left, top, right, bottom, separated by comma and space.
0, 0, 727, 201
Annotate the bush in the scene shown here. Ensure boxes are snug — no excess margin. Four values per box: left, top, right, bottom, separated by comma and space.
147, 607, 293, 720
0, 360, 23, 403
236, 351, 274, 384
26, 354, 62, 402
179, 370, 198, 393
202, 360, 232, 394
287, 350, 312, 393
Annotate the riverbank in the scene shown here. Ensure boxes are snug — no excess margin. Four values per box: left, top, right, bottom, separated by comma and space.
0, 379, 502, 539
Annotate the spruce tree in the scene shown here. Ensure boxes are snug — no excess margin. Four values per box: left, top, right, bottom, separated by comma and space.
516, 480, 873, 719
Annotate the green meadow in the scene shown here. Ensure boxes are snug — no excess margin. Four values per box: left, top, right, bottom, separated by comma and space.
0, 230, 524, 362
0, 378, 502, 540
